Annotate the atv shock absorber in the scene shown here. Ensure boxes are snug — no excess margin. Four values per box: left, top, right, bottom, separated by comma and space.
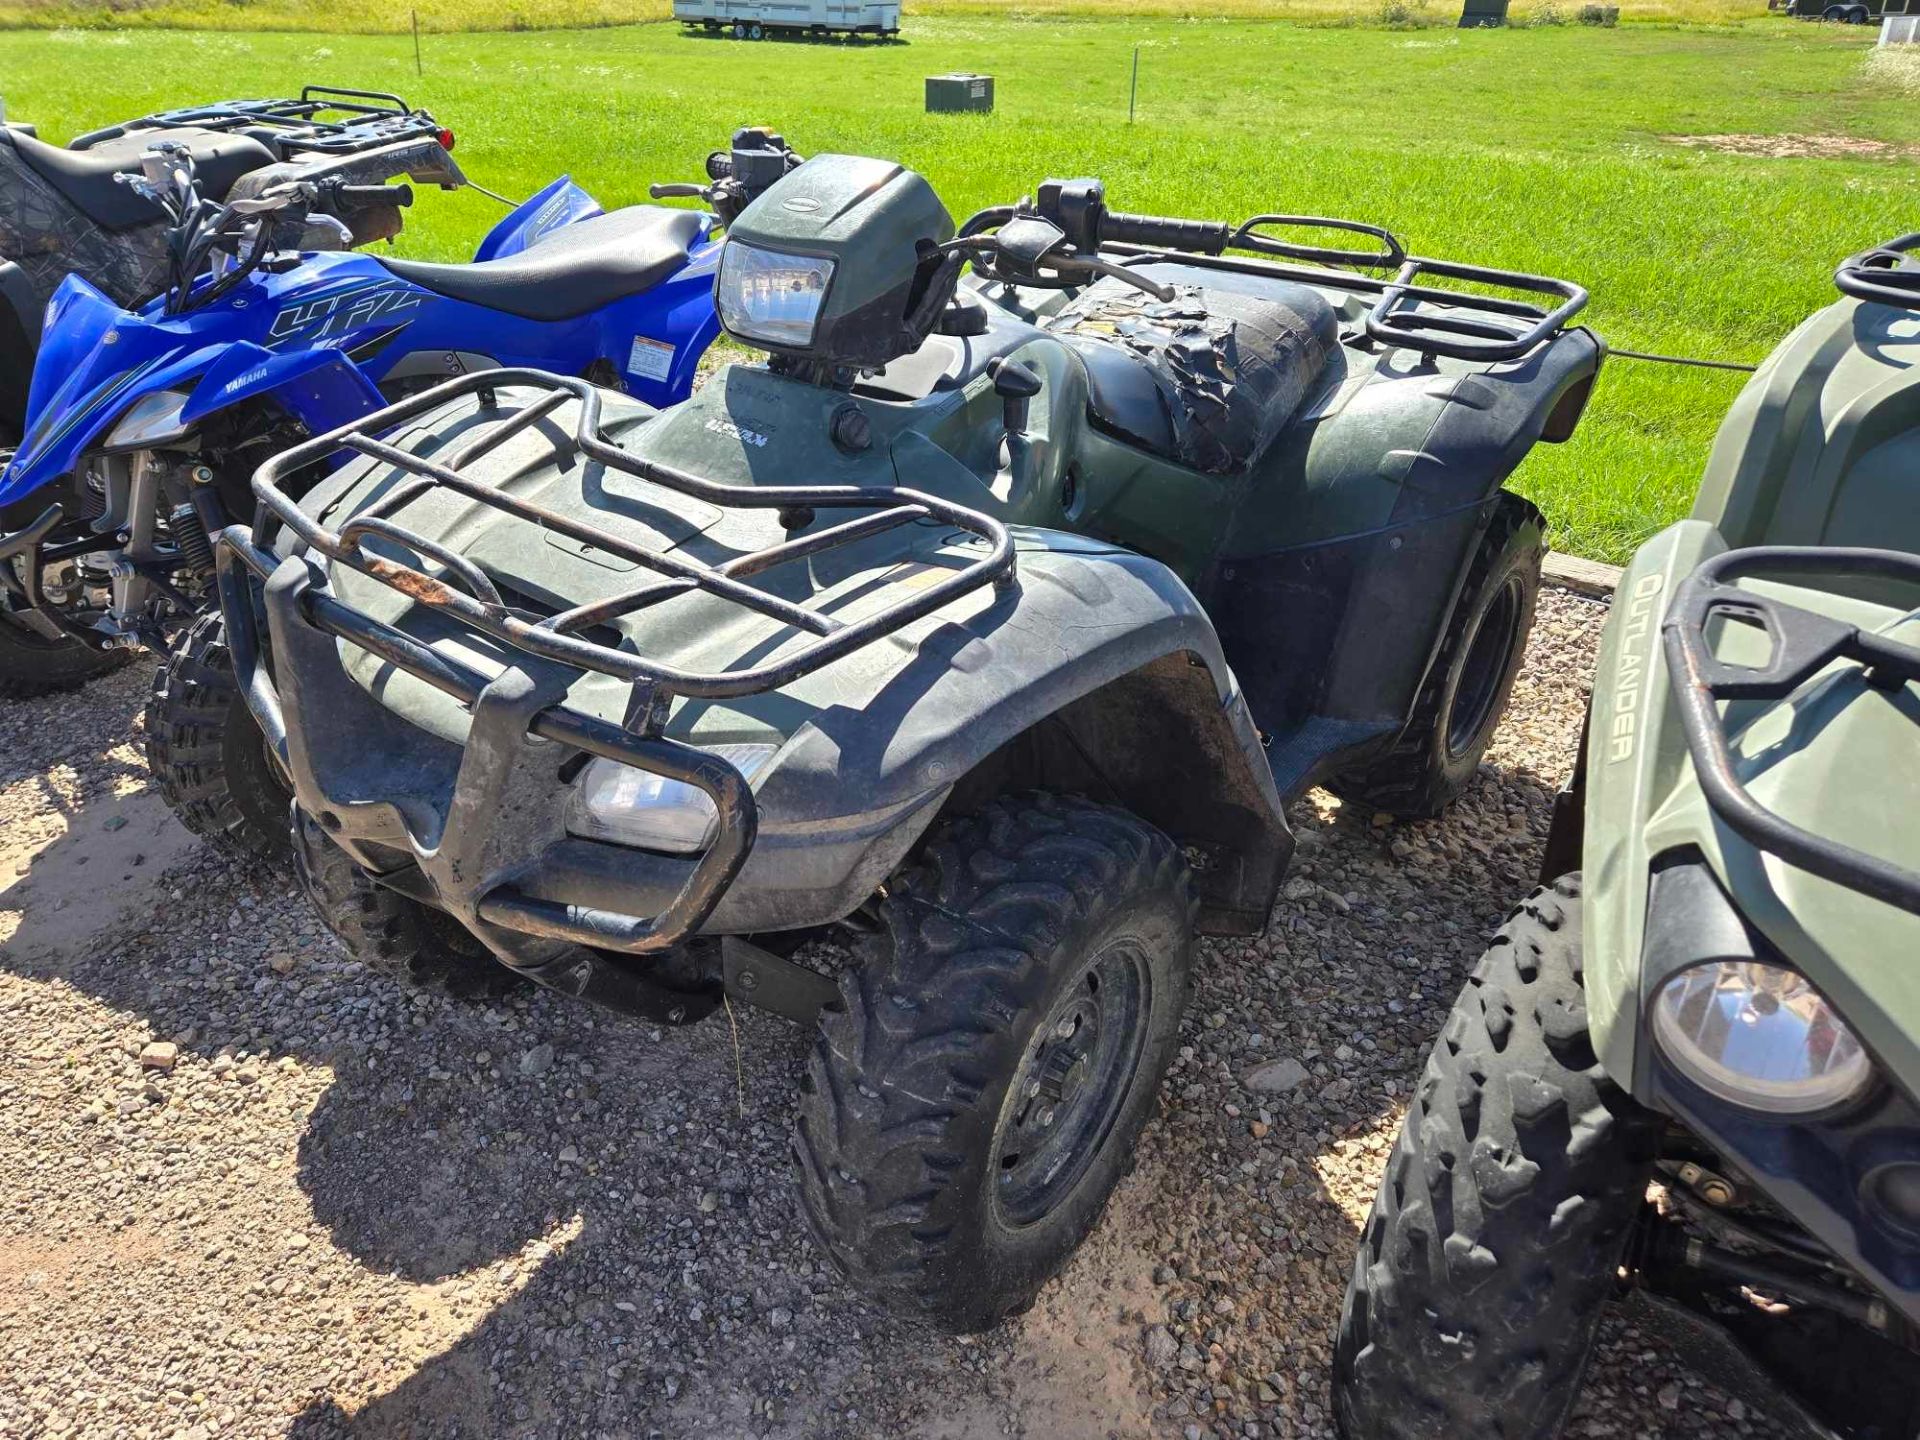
168, 502, 217, 577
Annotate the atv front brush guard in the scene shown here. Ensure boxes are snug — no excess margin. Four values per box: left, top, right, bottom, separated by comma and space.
1663, 545, 1920, 916
221, 367, 1016, 956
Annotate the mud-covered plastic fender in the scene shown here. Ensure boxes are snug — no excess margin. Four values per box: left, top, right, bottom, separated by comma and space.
710, 529, 1295, 936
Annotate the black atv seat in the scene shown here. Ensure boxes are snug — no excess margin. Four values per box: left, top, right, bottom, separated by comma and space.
3, 125, 276, 233
377, 207, 706, 322
1050, 276, 1339, 475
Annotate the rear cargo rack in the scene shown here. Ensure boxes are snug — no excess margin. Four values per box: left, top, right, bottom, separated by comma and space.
1108, 217, 1590, 364
69, 87, 435, 158
1663, 546, 1920, 916
1834, 233, 1920, 312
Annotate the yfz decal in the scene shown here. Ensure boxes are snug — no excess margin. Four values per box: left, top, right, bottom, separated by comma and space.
268, 283, 423, 346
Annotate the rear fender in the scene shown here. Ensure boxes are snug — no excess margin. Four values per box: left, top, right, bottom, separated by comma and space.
473, 176, 603, 262
181, 343, 384, 433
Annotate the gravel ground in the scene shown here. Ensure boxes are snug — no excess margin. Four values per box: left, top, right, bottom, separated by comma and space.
0, 587, 1791, 1440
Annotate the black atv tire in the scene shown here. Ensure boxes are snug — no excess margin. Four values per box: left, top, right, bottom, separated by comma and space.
793, 792, 1196, 1332
0, 595, 130, 700
1332, 874, 1659, 1440
292, 806, 525, 1000
1333, 493, 1545, 819
147, 611, 292, 859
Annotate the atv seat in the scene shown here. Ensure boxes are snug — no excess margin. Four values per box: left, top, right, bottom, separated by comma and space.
377, 207, 706, 322
2, 125, 276, 233
1051, 276, 1339, 475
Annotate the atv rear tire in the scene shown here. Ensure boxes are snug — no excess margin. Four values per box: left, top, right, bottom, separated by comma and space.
292, 806, 524, 1000
1332, 493, 1544, 819
1332, 874, 1658, 1440
147, 611, 292, 859
793, 793, 1195, 1332
0, 595, 129, 700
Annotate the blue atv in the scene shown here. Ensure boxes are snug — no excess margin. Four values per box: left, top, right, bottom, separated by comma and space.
2, 86, 469, 434
0, 126, 801, 854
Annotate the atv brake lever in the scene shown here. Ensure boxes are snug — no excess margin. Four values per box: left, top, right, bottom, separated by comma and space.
1061, 254, 1176, 303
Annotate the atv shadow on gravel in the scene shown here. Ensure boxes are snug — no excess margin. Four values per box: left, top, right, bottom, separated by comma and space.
0, 670, 1781, 1435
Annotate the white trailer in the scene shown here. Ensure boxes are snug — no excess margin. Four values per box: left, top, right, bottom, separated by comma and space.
672, 0, 901, 40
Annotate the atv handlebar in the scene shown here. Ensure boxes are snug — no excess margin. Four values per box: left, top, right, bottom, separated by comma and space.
323, 181, 413, 213
1098, 210, 1231, 255
652, 128, 804, 226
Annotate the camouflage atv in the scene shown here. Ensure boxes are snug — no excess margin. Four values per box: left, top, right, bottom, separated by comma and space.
1334, 234, 1920, 1438
211, 153, 1600, 1328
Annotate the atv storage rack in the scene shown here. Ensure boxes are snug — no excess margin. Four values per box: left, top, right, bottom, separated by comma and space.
219, 369, 1014, 956
1101, 212, 1592, 364
67, 87, 447, 159
1663, 545, 1920, 915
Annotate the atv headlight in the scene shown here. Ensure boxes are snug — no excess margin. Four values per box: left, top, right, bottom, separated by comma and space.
105, 388, 193, 449
565, 743, 777, 854
716, 241, 834, 349
1651, 960, 1872, 1115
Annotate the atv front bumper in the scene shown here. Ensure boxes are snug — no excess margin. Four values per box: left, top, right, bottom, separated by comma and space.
220, 532, 798, 1010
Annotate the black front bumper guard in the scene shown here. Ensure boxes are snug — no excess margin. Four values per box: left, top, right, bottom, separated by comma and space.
1662, 545, 1920, 916
223, 367, 1016, 969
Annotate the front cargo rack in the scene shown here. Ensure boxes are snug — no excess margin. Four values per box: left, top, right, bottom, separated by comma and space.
231, 366, 1016, 715
216, 369, 1016, 956
1662, 545, 1920, 916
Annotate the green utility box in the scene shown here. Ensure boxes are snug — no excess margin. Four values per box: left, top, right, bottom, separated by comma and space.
1458, 0, 1510, 23
925, 73, 994, 114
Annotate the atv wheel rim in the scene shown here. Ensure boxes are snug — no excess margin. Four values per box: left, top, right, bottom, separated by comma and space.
1446, 573, 1524, 759
992, 939, 1150, 1229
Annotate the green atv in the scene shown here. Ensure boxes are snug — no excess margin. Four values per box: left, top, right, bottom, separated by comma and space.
1335, 234, 1920, 1438
210, 153, 1600, 1328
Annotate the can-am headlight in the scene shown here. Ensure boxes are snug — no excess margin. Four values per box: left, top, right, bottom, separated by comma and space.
564, 743, 777, 854
105, 388, 193, 449
1651, 960, 1872, 1114
716, 241, 834, 349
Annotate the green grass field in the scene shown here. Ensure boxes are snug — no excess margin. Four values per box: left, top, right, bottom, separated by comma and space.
2, 18, 1915, 560
0, 0, 1782, 32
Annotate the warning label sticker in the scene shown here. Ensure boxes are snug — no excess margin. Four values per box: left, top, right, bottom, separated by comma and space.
627, 336, 676, 383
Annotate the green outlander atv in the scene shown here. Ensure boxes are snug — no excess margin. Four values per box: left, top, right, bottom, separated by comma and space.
1335, 235, 1920, 1438
212, 153, 1600, 1328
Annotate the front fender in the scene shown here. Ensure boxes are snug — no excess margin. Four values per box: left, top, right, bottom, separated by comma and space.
182, 343, 384, 433
713, 532, 1292, 934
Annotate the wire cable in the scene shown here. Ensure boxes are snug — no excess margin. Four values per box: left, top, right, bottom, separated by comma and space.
1611, 347, 1758, 374
466, 179, 522, 208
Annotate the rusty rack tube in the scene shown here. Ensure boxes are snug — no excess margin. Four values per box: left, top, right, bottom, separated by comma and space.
248, 368, 1017, 706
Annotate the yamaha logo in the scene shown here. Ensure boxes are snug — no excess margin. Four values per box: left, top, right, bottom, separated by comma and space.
781, 197, 821, 215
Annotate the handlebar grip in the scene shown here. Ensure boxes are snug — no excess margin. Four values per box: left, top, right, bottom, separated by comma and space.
1102, 211, 1230, 256
337, 183, 413, 210
650, 182, 709, 199
706, 152, 734, 181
